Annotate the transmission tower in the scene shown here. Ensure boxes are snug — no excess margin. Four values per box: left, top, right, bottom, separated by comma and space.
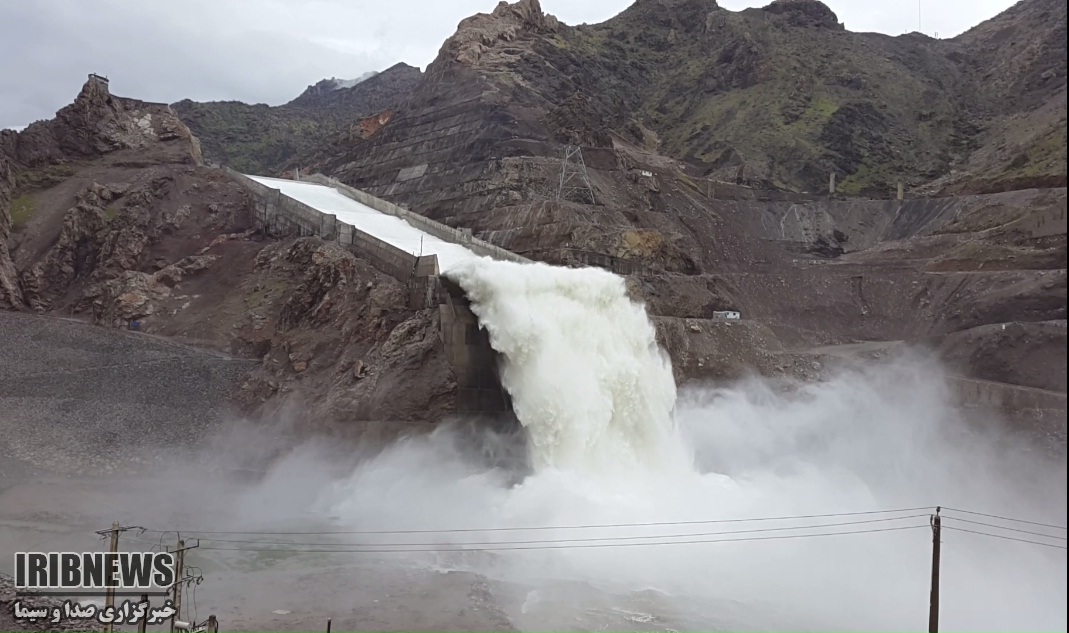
556, 145, 596, 205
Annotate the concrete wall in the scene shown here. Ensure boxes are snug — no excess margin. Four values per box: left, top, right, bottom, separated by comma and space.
947, 376, 1068, 413
304, 173, 531, 265
223, 166, 514, 416
224, 166, 426, 286
1017, 203, 1068, 238
437, 278, 513, 414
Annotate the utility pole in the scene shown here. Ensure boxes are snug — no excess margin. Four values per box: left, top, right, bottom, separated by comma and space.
138, 593, 149, 633
104, 522, 120, 633
929, 506, 941, 633
169, 539, 200, 633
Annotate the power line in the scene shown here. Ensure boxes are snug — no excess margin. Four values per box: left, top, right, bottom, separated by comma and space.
163, 515, 931, 549
942, 507, 1067, 531
943, 517, 1067, 541
146, 506, 934, 536
191, 524, 930, 554
943, 526, 1068, 550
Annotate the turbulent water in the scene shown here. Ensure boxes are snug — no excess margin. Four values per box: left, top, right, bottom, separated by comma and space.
449, 259, 688, 476
304, 260, 1069, 631
4, 262, 1062, 631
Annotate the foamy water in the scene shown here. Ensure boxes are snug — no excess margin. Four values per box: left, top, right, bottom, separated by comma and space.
449, 259, 688, 477
306, 260, 1067, 631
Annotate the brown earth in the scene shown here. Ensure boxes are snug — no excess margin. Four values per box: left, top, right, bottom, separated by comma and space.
170, 63, 423, 175
4, 1, 1068, 440
0, 78, 457, 439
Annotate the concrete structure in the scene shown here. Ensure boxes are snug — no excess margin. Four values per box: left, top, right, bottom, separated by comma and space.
223, 167, 520, 416
303, 173, 530, 265
946, 376, 1067, 414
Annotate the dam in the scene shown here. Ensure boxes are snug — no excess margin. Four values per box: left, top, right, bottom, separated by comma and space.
226, 170, 527, 416
223, 169, 1067, 428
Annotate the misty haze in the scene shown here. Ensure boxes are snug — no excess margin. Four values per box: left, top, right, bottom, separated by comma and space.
1, 0, 1066, 632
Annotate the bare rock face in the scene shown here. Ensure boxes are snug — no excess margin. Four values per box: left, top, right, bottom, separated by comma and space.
235, 239, 456, 434
14, 168, 250, 315
91, 254, 218, 326
443, 0, 560, 66
11, 77, 201, 168
0, 157, 24, 309
762, 0, 843, 29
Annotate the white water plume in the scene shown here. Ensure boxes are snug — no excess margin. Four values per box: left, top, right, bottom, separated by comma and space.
449, 259, 688, 477
304, 261, 1067, 630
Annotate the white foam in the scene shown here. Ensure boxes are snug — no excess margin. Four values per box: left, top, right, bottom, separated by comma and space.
449, 258, 690, 478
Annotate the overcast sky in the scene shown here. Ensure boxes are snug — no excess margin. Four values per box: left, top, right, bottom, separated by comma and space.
0, 0, 1019, 130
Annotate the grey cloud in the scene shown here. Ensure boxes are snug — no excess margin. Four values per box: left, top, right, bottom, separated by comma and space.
1, 0, 1017, 130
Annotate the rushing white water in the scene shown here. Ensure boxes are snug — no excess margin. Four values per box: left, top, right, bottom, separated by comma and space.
207, 259, 1064, 631
449, 259, 689, 477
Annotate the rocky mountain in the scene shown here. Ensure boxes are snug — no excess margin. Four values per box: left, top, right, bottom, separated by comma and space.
191, 0, 1065, 197
170, 63, 422, 175
289, 71, 380, 107
2, 0, 1065, 441
300, 0, 1065, 401
0, 77, 451, 434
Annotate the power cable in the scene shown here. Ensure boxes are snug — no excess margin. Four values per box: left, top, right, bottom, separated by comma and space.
193, 524, 930, 553
178, 514, 930, 548
942, 507, 1067, 531
943, 517, 1067, 541
943, 526, 1068, 550
143, 506, 934, 536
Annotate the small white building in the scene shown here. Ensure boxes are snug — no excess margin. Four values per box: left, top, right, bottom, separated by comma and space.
713, 310, 741, 320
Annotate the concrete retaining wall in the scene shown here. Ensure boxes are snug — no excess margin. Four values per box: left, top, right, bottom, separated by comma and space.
1016, 203, 1068, 238
223, 166, 514, 416
304, 173, 531, 265
947, 376, 1067, 413
224, 166, 425, 285
438, 278, 513, 414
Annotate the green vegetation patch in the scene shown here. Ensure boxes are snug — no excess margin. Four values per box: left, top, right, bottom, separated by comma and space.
11, 194, 36, 228
14, 163, 76, 192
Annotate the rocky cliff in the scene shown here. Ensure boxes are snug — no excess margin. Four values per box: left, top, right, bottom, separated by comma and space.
0, 156, 22, 309
296, 0, 1064, 397
197, 0, 1065, 197
171, 63, 423, 175
2, 77, 455, 437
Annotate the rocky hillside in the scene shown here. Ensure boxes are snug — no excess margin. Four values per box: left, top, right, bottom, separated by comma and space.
300, 0, 1064, 398
193, 0, 1065, 197
171, 63, 422, 175
1, 78, 453, 437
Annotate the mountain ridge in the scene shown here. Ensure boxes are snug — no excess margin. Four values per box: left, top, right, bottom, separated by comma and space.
171, 63, 422, 174
177, 0, 1065, 198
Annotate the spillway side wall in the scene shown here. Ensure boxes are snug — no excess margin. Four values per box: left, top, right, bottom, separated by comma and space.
303, 173, 530, 264
223, 167, 512, 415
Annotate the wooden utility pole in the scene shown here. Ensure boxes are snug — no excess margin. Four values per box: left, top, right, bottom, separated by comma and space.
138, 593, 149, 633
169, 539, 200, 633
929, 506, 942, 633
104, 522, 120, 633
